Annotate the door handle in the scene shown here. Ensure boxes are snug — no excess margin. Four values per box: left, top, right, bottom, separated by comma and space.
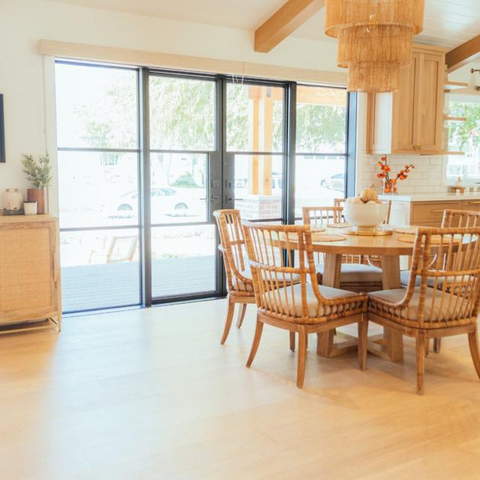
201, 196, 220, 203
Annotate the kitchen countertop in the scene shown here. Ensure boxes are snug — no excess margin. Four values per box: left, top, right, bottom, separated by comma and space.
379, 193, 480, 202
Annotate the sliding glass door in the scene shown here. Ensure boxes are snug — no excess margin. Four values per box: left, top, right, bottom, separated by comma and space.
148, 73, 222, 300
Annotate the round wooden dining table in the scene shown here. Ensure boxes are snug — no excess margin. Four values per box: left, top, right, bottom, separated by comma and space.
312, 227, 416, 362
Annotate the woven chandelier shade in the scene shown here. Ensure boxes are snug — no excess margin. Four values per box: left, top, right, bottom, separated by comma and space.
325, 0, 425, 38
337, 25, 413, 67
325, 0, 425, 92
348, 61, 400, 93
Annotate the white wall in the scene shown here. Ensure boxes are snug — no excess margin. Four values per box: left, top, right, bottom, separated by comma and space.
0, 0, 341, 211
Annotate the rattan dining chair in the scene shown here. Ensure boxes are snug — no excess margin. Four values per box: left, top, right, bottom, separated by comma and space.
400, 209, 480, 353
243, 222, 368, 388
368, 226, 480, 394
302, 206, 383, 293
214, 209, 256, 344
215, 209, 300, 347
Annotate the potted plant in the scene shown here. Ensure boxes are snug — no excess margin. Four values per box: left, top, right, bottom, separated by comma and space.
21, 154, 52, 214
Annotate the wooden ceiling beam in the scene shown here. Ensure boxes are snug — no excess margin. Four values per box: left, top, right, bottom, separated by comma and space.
254, 0, 325, 53
446, 35, 480, 73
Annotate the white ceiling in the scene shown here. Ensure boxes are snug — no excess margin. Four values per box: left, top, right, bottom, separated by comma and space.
46, 0, 480, 50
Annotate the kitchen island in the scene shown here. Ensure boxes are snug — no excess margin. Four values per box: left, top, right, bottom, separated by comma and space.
379, 193, 480, 227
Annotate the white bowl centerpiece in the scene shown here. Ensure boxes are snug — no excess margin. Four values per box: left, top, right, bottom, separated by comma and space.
344, 187, 388, 234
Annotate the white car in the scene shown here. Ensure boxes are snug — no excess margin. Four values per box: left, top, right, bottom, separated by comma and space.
108, 188, 205, 220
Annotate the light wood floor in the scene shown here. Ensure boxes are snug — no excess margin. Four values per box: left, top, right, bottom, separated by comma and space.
1, 300, 480, 479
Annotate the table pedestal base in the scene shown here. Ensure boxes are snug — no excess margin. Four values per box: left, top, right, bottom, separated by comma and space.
316, 331, 358, 357
367, 331, 404, 362
317, 329, 404, 362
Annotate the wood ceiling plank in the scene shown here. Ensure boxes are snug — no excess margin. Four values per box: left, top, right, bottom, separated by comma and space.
446, 35, 480, 72
254, 0, 325, 53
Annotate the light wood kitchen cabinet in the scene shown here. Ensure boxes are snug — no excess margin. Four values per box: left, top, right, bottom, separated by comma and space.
0, 215, 61, 333
386, 197, 480, 228
367, 45, 445, 155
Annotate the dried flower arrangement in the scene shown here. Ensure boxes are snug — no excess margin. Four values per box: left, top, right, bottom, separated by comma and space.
376, 155, 414, 193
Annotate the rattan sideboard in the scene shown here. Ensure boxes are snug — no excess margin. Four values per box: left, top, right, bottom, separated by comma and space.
0, 215, 61, 334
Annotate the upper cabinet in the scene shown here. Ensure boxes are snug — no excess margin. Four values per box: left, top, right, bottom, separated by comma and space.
367, 45, 445, 155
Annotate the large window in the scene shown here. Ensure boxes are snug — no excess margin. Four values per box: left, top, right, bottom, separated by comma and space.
56, 62, 141, 312
446, 95, 480, 183
55, 62, 355, 312
294, 86, 349, 219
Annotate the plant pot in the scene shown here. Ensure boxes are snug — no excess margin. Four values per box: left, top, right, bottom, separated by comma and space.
27, 188, 46, 214
24, 201, 37, 216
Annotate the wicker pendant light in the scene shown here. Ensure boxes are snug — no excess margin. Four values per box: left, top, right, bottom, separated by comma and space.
348, 61, 400, 93
325, 0, 425, 93
337, 25, 413, 67
325, 0, 424, 37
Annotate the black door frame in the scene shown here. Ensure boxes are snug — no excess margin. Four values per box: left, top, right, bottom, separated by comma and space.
146, 73, 291, 304
55, 60, 357, 311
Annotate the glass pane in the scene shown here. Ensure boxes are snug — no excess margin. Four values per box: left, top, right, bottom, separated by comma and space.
447, 98, 480, 181
55, 63, 138, 149
234, 154, 283, 220
150, 153, 208, 224
58, 151, 139, 229
151, 225, 216, 297
227, 83, 284, 153
296, 86, 347, 154
295, 155, 346, 218
61, 229, 140, 312
150, 76, 215, 151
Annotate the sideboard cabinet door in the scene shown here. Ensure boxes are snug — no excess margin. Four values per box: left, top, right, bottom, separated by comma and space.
0, 220, 60, 326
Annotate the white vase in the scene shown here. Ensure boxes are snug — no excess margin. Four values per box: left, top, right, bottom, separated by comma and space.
2, 188, 24, 210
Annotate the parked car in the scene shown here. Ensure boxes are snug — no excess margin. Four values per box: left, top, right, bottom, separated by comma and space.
320, 173, 345, 192
107, 187, 204, 219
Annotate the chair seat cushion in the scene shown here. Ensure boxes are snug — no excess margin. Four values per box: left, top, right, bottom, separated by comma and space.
319, 263, 382, 284
262, 283, 365, 321
368, 287, 468, 325
232, 268, 301, 293
232, 275, 254, 292
400, 270, 472, 291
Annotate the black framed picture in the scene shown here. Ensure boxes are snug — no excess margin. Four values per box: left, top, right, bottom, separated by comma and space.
0, 95, 5, 163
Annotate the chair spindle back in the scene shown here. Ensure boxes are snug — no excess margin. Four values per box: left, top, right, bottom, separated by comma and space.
401, 227, 480, 326
214, 209, 252, 296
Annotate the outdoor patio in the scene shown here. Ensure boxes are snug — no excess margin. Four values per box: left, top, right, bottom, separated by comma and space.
61, 256, 216, 312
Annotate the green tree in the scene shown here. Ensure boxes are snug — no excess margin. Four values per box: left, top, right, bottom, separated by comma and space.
449, 102, 480, 151
75, 72, 347, 158
296, 104, 346, 153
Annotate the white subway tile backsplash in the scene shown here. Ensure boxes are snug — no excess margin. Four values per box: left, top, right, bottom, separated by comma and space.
397, 185, 415, 193
356, 153, 446, 195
